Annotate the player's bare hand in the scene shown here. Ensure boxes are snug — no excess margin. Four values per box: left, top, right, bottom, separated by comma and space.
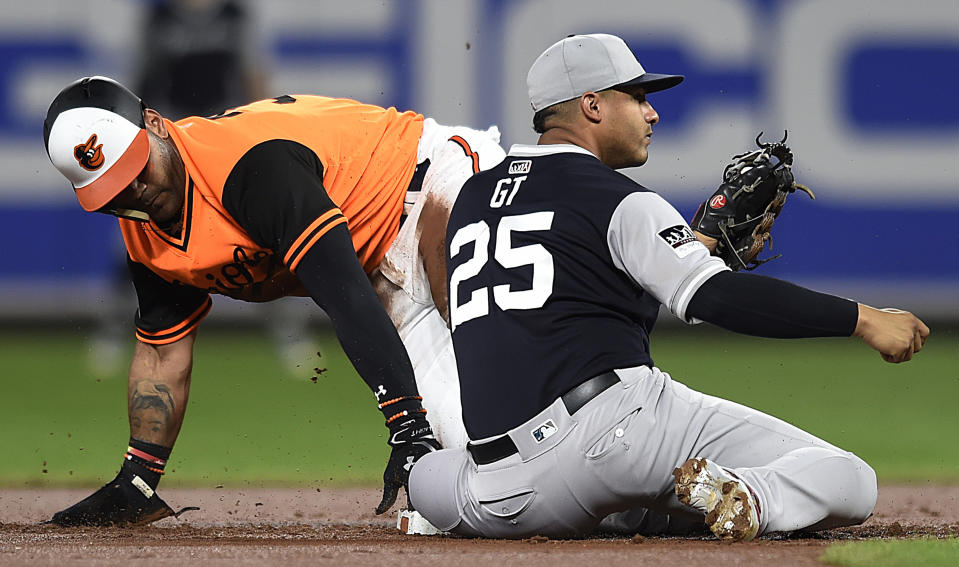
693, 230, 719, 253
854, 305, 930, 363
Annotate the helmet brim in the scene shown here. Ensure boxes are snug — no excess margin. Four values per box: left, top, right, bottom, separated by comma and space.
74, 129, 150, 212
615, 72, 685, 94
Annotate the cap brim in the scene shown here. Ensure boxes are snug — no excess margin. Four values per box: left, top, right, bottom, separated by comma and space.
74, 129, 149, 212
617, 72, 684, 94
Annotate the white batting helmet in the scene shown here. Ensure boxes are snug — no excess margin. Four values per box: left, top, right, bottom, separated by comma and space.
43, 76, 150, 213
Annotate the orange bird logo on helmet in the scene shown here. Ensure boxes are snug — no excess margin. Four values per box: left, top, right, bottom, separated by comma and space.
74, 134, 105, 171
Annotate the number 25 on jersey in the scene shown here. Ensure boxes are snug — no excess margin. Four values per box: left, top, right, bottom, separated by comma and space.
448, 211, 555, 330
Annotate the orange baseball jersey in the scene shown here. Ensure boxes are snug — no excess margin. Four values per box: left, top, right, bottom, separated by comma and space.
120, 95, 424, 344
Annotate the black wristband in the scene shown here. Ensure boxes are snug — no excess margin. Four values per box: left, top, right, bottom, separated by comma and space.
379, 396, 425, 424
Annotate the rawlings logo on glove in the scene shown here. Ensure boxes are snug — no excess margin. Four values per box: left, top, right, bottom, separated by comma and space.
691, 131, 815, 271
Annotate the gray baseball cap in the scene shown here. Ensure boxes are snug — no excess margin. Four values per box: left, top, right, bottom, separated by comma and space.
527, 34, 684, 112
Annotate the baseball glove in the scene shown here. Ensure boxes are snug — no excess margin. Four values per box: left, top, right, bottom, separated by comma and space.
691, 132, 815, 271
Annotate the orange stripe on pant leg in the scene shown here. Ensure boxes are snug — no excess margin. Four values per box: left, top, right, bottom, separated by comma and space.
449, 135, 480, 173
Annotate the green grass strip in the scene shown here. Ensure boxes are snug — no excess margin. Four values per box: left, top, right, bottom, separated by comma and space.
0, 328, 385, 487
1, 325, 956, 486
820, 537, 959, 566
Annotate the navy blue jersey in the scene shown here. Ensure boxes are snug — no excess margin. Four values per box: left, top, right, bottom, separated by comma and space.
447, 144, 728, 439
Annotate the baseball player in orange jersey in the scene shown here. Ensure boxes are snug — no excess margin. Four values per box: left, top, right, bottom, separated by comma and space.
43, 76, 505, 526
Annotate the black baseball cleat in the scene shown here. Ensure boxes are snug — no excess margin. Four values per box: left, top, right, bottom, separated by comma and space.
48, 470, 196, 527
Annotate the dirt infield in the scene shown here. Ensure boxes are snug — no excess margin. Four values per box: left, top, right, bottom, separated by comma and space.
1, 485, 957, 566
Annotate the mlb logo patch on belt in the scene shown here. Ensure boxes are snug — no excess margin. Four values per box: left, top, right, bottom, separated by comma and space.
531, 419, 557, 443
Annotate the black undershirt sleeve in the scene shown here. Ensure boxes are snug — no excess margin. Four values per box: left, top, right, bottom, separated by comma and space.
285, 216, 423, 418
222, 139, 336, 257
686, 271, 859, 338
221, 138, 422, 420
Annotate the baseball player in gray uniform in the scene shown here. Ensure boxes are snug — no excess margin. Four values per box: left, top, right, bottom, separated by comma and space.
407, 34, 930, 540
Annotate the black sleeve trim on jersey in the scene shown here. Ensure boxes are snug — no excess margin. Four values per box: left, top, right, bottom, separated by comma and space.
686, 271, 859, 338
136, 297, 212, 344
128, 257, 212, 345
295, 221, 420, 414
284, 208, 348, 272
222, 139, 339, 260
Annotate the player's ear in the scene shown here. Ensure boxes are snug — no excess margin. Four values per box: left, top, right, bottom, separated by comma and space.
143, 108, 168, 138
580, 92, 601, 123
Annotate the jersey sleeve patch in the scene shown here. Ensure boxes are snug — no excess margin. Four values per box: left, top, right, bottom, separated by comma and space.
607, 192, 729, 319
657, 224, 700, 258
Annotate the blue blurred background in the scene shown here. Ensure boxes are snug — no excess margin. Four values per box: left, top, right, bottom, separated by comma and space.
1, 0, 957, 324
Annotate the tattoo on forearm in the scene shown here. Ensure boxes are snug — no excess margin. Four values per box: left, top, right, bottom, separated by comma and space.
129, 381, 175, 440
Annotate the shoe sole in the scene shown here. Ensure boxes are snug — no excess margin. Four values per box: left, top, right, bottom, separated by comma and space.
128, 505, 176, 527
49, 503, 176, 527
673, 458, 759, 541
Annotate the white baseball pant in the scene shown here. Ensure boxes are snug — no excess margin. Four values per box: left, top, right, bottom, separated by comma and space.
409, 365, 877, 537
375, 118, 506, 448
